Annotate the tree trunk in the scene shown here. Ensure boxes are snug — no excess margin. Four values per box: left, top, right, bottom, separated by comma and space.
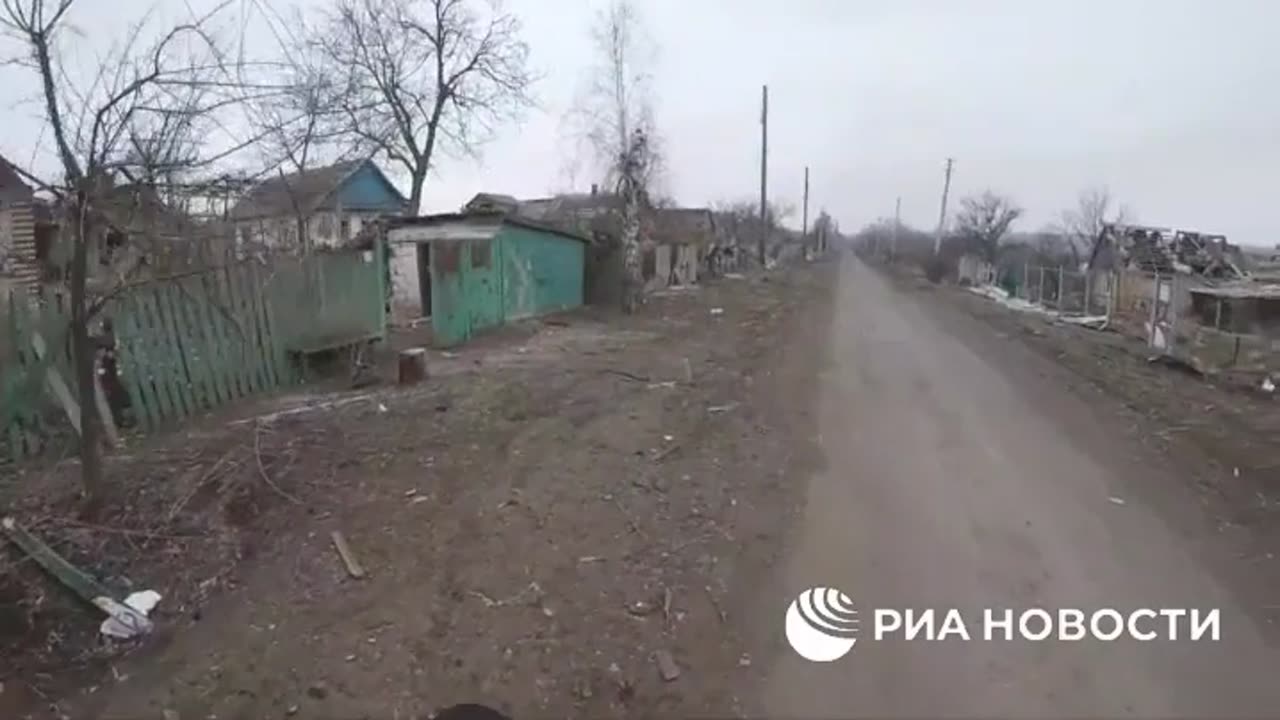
69, 202, 103, 513
408, 172, 426, 217
620, 183, 642, 313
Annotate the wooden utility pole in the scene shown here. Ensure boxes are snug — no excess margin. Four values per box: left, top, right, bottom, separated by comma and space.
933, 158, 954, 255
759, 85, 769, 267
802, 166, 810, 252
891, 196, 901, 260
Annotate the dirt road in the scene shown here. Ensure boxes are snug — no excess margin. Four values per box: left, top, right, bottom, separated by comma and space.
758, 257, 1280, 718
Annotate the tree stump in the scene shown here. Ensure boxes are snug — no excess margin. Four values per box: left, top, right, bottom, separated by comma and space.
398, 348, 428, 386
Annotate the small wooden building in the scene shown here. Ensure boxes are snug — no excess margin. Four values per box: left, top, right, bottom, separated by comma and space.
387, 213, 588, 346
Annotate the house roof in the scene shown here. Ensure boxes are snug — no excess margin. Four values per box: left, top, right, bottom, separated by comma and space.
392, 212, 593, 245
0, 154, 34, 205
465, 192, 520, 213
512, 193, 624, 241
1189, 283, 1280, 300
653, 207, 715, 246
230, 159, 405, 220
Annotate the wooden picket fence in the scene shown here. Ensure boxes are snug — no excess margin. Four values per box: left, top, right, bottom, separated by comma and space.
1, 248, 386, 462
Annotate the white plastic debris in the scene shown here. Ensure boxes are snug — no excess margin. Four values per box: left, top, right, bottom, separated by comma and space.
377, 403, 388, 413
709, 308, 725, 316
1262, 377, 1275, 393
98, 590, 162, 639
1108, 497, 1126, 506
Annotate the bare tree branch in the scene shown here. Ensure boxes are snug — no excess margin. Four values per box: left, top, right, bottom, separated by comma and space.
1059, 185, 1132, 267
953, 190, 1022, 261
314, 0, 534, 213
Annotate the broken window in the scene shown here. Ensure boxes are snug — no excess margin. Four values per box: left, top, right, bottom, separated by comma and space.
436, 240, 461, 274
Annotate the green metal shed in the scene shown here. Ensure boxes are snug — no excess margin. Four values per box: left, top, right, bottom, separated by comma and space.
388, 214, 589, 347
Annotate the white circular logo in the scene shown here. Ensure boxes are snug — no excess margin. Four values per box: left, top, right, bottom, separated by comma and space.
785, 587, 859, 662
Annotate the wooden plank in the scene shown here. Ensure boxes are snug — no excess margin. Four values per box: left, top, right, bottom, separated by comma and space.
139, 290, 177, 422
241, 262, 273, 391
258, 260, 289, 389
251, 261, 283, 389
5, 291, 24, 460
113, 293, 158, 432
177, 278, 214, 411
157, 284, 194, 419
233, 263, 268, 393
195, 273, 231, 407
222, 265, 259, 392
29, 331, 82, 437
213, 267, 246, 401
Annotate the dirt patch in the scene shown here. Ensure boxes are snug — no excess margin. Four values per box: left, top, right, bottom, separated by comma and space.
2, 261, 837, 719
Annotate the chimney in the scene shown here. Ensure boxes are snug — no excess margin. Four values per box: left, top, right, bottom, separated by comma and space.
590, 183, 598, 196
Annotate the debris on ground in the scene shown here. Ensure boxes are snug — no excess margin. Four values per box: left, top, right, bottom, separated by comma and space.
2, 517, 162, 640
330, 531, 367, 579
653, 649, 681, 682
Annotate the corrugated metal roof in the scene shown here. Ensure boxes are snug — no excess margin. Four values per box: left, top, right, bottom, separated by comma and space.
389, 212, 593, 245
1189, 283, 1280, 299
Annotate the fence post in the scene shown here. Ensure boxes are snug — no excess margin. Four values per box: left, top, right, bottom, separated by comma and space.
1038, 267, 1046, 306
1084, 272, 1093, 316
1057, 266, 1066, 311
1148, 272, 1161, 348
1023, 262, 1030, 299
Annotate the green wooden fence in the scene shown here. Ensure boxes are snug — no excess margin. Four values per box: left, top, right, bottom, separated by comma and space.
0, 248, 385, 461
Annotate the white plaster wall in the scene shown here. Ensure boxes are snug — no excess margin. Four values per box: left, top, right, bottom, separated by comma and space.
388, 240, 425, 322
237, 211, 378, 251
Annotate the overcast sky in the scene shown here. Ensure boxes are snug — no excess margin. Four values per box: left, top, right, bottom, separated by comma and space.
3, 1, 1278, 246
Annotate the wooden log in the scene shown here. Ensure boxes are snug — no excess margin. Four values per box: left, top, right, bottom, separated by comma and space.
398, 347, 428, 386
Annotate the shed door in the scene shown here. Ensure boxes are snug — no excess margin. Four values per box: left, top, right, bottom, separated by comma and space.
465, 237, 503, 333
1148, 275, 1175, 351
416, 243, 432, 317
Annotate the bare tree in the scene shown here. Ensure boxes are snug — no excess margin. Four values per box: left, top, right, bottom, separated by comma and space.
241, 4, 350, 252
567, 0, 662, 189
563, 0, 665, 310
1, 0, 269, 508
1059, 185, 1131, 267
953, 190, 1023, 260
316, 0, 534, 214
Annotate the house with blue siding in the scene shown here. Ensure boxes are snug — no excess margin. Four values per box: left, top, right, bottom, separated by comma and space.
231, 159, 407, 252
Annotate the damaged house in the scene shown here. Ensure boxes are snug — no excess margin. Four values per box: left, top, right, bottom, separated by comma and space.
453, 189, 714, 307
1086, 222, 1280, 380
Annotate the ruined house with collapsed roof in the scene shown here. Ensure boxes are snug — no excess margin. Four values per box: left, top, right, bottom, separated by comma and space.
1085, 223, 1280, 381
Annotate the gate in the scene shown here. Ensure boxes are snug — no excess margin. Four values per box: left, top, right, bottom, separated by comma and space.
1147, 273, 1176, 351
